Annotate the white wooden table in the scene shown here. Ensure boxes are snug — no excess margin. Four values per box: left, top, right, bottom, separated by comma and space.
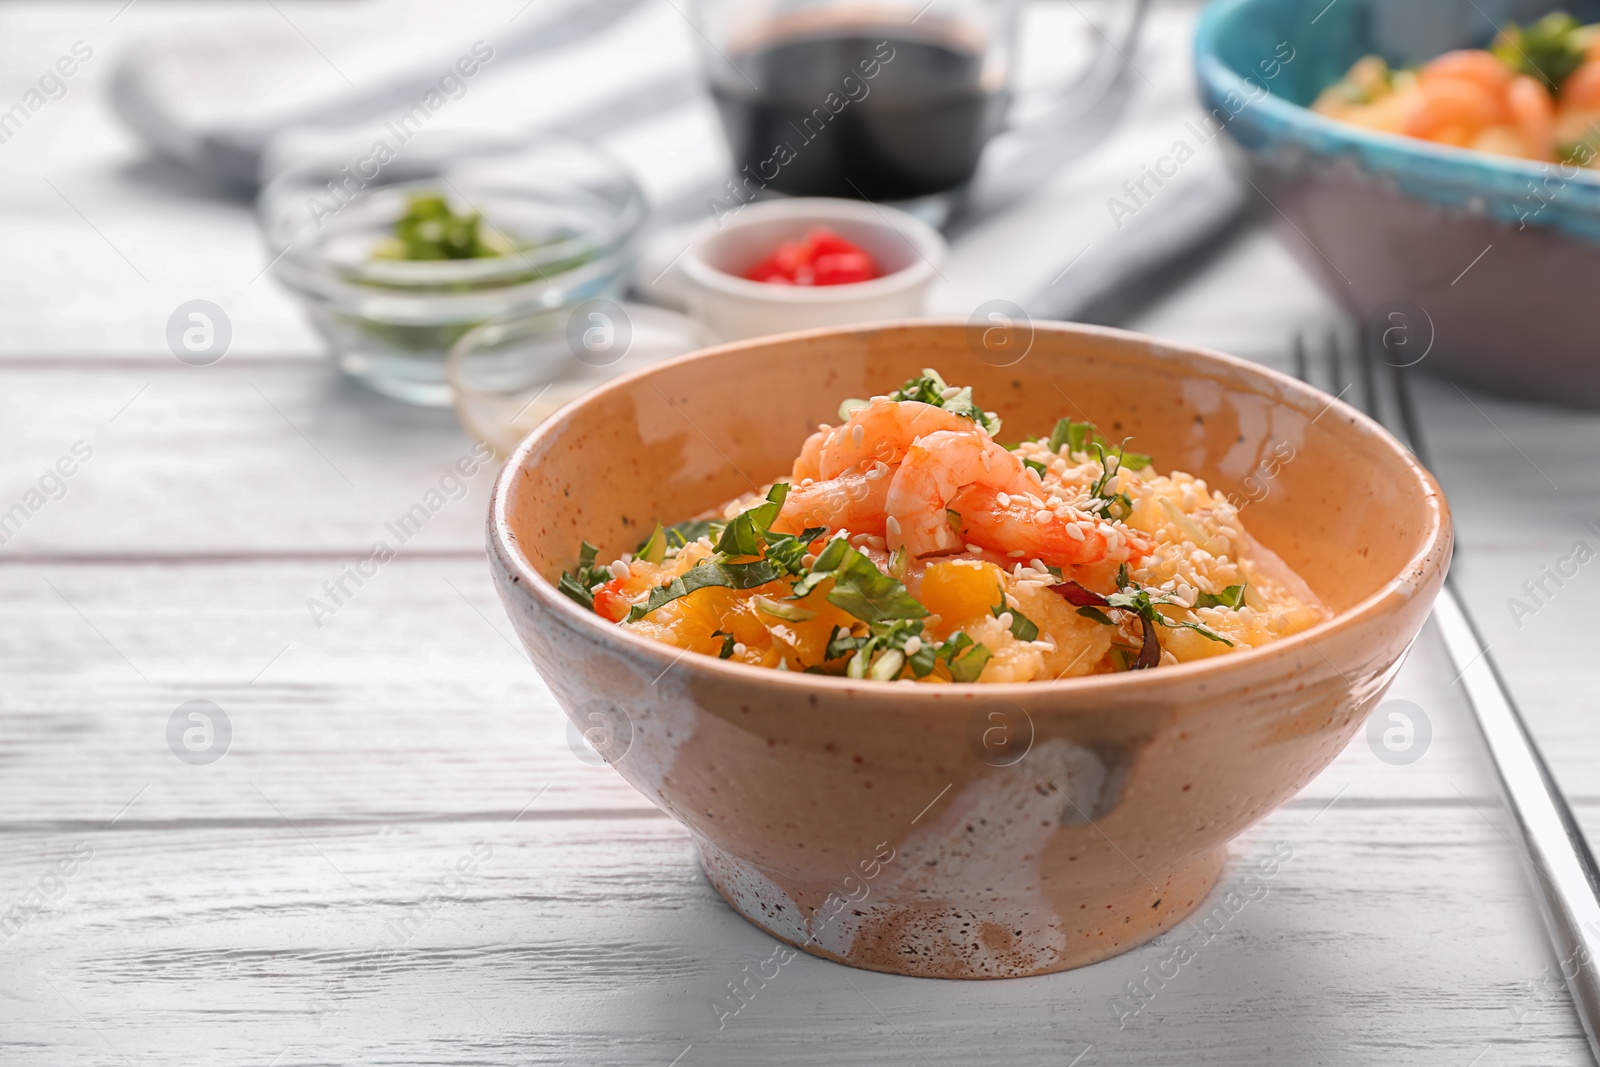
3, 2, 1598, 1064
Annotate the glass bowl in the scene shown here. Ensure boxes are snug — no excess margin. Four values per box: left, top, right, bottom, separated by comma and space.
258, 129, 645, 406
447, 301, 714, 456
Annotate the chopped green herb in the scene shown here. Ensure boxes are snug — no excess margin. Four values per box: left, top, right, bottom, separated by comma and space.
944, 635, 994, 682
754, 595, 816, 622
1022, 458, 1048, 478
637, 524, 667, 564
624, 560, 735, 622
371, 192, 524, 261
886, 368, 1003, 437
558, 572, 596, 610
992, 593, 1040, 641
762, 524, 827, 577
657, 519, 715, 551
868, 648, 907, 681
1050, 576, 1234, 671
823, 615, 990, 683
825, 545, 929, 623
713, 630, 736, 659
1046, 417, 1152, 469
1195, 584, 1247, 610
1102, 585, 1234, 647
1494, 12, 1588, 89
1088, 442, 1136, 522
718, 559, 787, 589
557, 540, 608, 610
789, 537, 848, 599
716, 483, 788, 557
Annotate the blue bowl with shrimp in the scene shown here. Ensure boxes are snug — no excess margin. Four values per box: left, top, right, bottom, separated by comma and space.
1195, 0, 1600, 404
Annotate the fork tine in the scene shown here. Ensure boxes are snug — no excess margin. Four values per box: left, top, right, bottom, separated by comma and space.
1355, 324, 1379, 423
1325, 327, 1345, 405
1347, 318, 1434, 469
1387, 356, 1433, 470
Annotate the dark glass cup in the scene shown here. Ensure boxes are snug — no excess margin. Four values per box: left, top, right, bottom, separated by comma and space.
691, 0, 1145, 213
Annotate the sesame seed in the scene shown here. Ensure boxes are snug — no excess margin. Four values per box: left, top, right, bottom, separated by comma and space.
1034, 509, 1053, 524
966, 543, 982, 554
800, 477, 814, 487
732, 642, 748, 656
1066, 524, 1086, 542
904, 635, 923, 655
997, 492, 1011, 507
609, 560, 630, 581
940, 385, 962, 399
851, 424, 865, 447
935, 527, 949, 548
1007, 549, 1025, 558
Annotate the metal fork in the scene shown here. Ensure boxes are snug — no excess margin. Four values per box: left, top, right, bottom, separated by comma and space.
1296, 330, 1600, 1062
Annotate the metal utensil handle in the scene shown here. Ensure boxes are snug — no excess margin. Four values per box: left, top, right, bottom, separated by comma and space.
1432, 586, 1600, 1054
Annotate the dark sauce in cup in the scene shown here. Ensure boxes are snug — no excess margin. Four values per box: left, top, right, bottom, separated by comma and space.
710, 30, 998, 201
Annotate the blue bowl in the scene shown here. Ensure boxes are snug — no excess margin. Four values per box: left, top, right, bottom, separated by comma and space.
1195, 0, 1600, 403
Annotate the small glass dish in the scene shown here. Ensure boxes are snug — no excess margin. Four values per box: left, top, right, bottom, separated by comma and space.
258, 129, 645, 406
447, 301, 713, 456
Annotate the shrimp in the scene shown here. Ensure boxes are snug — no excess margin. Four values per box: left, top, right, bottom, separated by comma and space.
773, 469, 890, 537
884, 430, 1037, 558
792, 427, 828, 482
1561, 60, 1600, 111
949, 484, 1152, 567
1420, 50, 1512, 95
1402, 77, 1509, 142
1508, 74, 1556, 160
816, 398, 976, 479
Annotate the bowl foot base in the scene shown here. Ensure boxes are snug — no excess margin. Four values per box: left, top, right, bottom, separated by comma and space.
696, 836, 1226, 979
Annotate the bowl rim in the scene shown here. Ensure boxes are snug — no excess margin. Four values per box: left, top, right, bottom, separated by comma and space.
679, 197, 947, 305
488, 318, 1452, 698
1192, 0, 1600, 194
258, 131, 648, 297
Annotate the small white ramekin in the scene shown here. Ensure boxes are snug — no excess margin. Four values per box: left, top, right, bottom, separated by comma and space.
678, 197, 947, 341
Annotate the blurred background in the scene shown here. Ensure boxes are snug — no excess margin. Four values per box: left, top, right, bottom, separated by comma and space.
0, 0, 1332, 366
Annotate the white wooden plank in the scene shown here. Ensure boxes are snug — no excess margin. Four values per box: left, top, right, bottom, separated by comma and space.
4, 360, 1599, 556
0, 807, 1587, 1065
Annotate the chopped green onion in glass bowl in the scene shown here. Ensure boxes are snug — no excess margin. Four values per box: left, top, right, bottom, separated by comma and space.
257, 130, 645, 406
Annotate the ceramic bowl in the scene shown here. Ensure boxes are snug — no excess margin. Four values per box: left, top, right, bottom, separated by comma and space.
488, 321, 1451, 979
1195, 0, 1600, 405
677, 197, 946, 341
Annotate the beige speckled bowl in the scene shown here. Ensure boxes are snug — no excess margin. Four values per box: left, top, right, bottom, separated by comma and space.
488, 321, 1451, 979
